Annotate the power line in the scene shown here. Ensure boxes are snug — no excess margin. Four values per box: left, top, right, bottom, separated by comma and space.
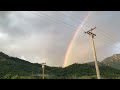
95, 33, 120, 50
75, 33, 88, 46
78, 36, 119, 64
56, 11, 87, 26
95, 37, 120, 61
66, 11, 120, 44
95, 34, 120, 49
85, 27, 101, 79
88, 34, 92, 63
27, 11, 77, 32
36, 11, 78, 29
96, 30, 120, 45
56, 11, 93, 32
28, 11, 90, 43
29, 11, 118, 46
93, 38, 120, 62
27, 11, 120, 56
96, 36, 120, 52
30, 11, 97, 44
75, 36, 90, 64
55, 11, 120, 51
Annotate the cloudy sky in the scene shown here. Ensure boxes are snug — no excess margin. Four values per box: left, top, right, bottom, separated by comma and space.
0, 11, 120, 67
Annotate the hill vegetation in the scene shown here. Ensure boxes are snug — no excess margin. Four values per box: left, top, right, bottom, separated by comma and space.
0, 52, 120, 79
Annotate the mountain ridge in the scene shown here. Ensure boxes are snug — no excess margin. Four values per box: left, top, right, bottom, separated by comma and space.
102, 54, 120, 70
0, 52, 120, 79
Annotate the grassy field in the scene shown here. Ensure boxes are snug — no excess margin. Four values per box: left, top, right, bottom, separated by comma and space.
3, 74, 120, 79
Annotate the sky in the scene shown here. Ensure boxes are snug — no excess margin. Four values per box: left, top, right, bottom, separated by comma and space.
0, 11, 120, 67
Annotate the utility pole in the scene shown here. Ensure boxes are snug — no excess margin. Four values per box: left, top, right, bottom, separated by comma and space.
32, 71, 33, 76
85, 27, 101, 79
41, 63, 46, 79
31, 71, 34, 79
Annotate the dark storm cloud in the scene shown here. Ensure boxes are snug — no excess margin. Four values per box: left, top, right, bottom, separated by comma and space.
0, 11, 76, 66
0, 11, 120, 67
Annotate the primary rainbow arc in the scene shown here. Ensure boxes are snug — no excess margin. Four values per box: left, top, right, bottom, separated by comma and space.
63, 12, 92, 67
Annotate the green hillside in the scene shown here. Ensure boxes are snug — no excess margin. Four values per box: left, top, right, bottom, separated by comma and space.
0, 52, 42, 78
0, 52, 120, 79
102, 54, 120, 70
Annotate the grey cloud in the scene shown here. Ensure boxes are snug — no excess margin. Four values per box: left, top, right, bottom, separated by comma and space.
0, 11, 120, 67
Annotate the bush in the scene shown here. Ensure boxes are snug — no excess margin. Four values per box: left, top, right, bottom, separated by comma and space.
11, 75, 21, 79
4, 74, 13, 79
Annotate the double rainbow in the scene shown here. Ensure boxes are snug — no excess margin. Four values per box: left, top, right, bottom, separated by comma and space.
63, 11, 92, 67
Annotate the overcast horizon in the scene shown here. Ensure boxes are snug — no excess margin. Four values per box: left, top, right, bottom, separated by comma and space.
0, 11, 120, 67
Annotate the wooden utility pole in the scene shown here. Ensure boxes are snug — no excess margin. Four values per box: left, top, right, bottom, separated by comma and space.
41, 63, 46, 79
85, 27, 101, 79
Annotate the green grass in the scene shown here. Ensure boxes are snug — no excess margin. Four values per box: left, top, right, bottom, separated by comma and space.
1, 52, 120, 79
